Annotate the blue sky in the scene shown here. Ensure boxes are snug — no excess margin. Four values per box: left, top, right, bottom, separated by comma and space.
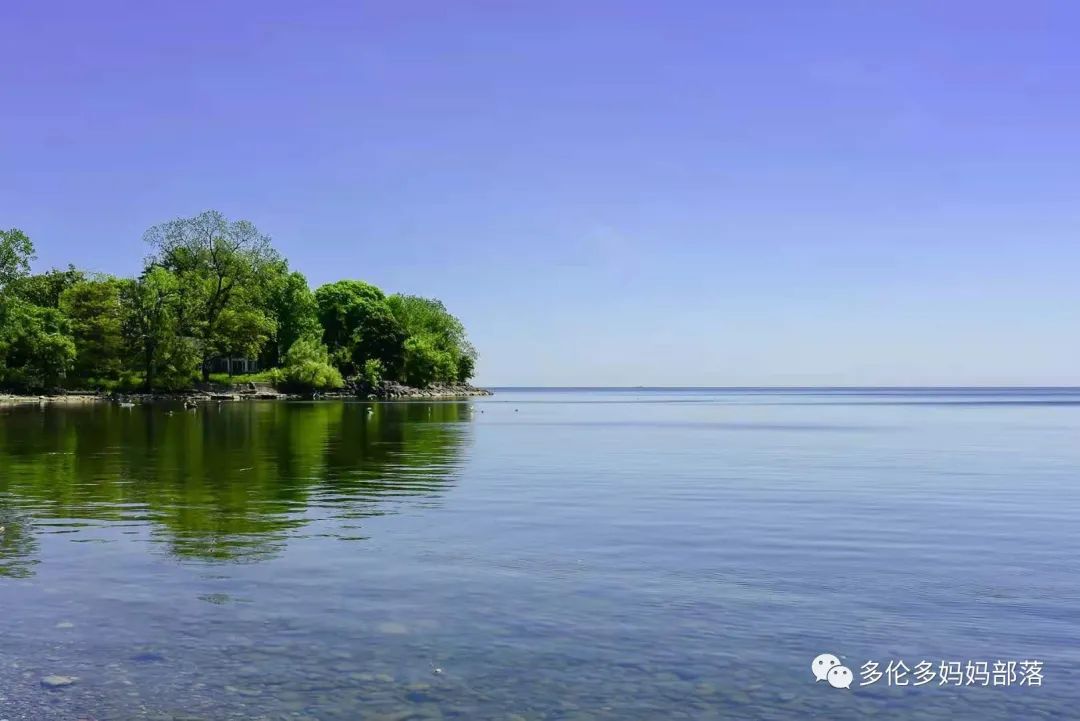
3, 1, 1079, 385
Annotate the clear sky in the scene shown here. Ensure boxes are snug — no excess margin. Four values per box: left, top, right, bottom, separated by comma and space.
3, 1, 1079, 386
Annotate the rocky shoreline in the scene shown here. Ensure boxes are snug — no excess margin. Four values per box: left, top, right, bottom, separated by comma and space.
0, 381, 493, 406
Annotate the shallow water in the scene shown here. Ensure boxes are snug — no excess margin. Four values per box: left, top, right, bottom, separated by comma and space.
1, 389, 1078, 720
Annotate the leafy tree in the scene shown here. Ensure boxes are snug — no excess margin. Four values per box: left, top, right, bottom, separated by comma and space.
120, 267, 198, 390
144, 210, 281, 381
455, 354, 475, 383
11, 265, 86, 308
266, 270, 320, 366
401, 336, 455, 388
314, 280, 406, 377
388, 294, 477, 383
213, 308, 274, 374
0, 228, 34, 289
0, 301, 76, 391
0, 220, 480, 393
271, 336, 344, 391
0, 230, 77, 391
59, 276, 125, 382
361, 358, 385, 386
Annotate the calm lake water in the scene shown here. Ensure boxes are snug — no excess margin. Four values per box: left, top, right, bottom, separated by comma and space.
1, 388, 1079, 720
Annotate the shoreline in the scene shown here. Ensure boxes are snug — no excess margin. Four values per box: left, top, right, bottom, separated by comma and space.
0, 382, 494, 406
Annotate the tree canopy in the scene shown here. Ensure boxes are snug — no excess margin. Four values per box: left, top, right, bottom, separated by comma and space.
0, 228, 35, 289
0, 213, 478, 392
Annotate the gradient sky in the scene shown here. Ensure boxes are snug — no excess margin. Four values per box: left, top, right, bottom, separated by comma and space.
3, 1, 1079, 386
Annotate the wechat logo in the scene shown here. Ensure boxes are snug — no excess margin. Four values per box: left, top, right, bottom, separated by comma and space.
812, 653, 853, 689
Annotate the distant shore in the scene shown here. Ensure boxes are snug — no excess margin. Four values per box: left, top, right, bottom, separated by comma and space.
0, 381, 493, 406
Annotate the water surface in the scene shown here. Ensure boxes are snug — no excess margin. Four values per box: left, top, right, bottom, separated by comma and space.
1, 389, 1078, 720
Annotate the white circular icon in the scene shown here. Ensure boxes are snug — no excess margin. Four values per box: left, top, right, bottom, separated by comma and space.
812, 653, 841, 682
827, 664, 853, 689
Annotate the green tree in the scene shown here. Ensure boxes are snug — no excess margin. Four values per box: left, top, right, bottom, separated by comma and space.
272, 336, 344, 391
0, 230, 77, 391
11, 265, 86, 308
59, 276, 126, 382
361, 358, 385, 386
401, 336, 455, 388
0, 228, 35, 290
213, 307, 274, 374
388, 294, 477, 383
314, 280, 406, 377
120, 266, 198, 390
455, 354, 475, 383
0, 301, 76, 391
266, 270, 320, 367
144, 210, 281, 381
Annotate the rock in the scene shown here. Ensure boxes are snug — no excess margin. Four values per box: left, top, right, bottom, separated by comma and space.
41, 674, 78, 688
346, 379, 494, 400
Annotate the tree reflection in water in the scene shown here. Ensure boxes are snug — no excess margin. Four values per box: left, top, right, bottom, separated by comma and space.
0, 401, 473, 571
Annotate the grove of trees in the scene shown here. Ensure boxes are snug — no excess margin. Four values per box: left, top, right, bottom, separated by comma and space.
0, 212, 478, 393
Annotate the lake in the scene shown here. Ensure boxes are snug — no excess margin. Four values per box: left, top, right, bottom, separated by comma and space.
1, 388, 1078, 720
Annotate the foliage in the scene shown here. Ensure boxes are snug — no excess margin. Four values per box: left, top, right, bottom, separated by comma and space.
314, 280, 406, 377
272, 336, 344, 391
455, 354, 475, 383
0, 217, 479, 393
59, 276, 125, 382
208, 370, 278, 385
120, 266, 198, 391
10, 265, 86, 308
401, 336, 455, 388
0, 300, 77, 391
388, 294, 477, 383
212, 307, 274, 366
265, 271, 320, 366
145, 210, 282, 381
0, 228, 35, 289
361, 358, 385, 386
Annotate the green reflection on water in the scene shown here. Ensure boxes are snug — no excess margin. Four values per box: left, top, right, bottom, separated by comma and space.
0, 401, 473, 571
